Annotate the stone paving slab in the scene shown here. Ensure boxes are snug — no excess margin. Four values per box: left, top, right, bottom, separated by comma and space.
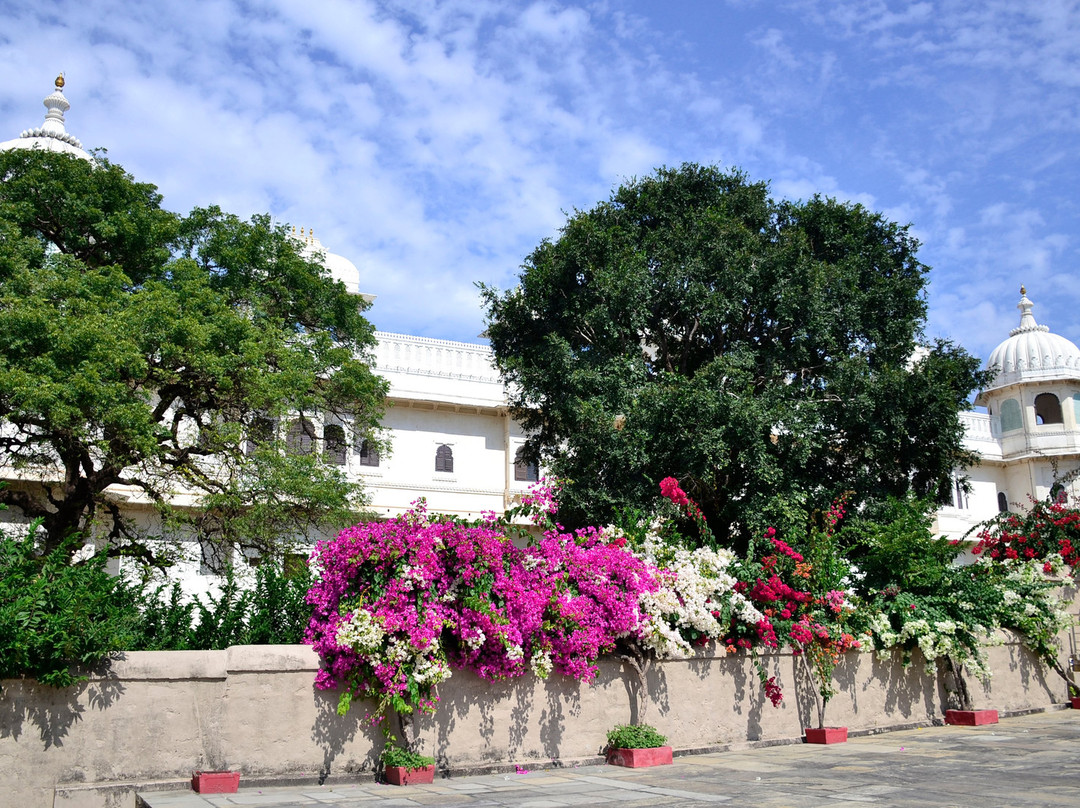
139, 710, 1080, 808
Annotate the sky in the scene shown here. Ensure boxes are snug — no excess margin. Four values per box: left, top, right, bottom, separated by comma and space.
1, 0, 1078, 362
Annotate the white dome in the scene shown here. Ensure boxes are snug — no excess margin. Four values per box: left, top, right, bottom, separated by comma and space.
294, 228, 375, 303
984, 288, 1080, 390
0, 75, 91, 161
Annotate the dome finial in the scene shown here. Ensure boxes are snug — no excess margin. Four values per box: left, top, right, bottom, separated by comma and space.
1011, 286, 1046, 336
3, 73, 87, 158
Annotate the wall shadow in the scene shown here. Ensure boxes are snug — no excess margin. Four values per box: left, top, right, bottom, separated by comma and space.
0, 662, 125, 750
310, 688, 382, 781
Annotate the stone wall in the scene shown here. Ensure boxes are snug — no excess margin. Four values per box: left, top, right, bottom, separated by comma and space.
0, 637, 1071, 808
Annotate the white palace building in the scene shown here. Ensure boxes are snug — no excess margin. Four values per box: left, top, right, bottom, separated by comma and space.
4, 78, 1080, 595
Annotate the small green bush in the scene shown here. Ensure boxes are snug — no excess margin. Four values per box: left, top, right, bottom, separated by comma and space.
381, 744, 435, 769
606, 723, 667, 749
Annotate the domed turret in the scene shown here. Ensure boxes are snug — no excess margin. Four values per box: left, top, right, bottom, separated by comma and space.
982, 287, 1080, 392
0, 74, 91, 160
293, 227, 375, 303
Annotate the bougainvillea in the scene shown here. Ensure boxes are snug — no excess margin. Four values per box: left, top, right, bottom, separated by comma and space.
306, 496, 661, 718
307, 481, 1076, 727
972, 497, 1080, 570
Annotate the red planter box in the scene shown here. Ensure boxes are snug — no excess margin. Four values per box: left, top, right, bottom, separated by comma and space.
1071, 696, 1080, 709
191, 771, 240, 793
384, 764, 435, 785
606, 746, 674, 768
945, 709, 999, 726
804, 727, 847, 744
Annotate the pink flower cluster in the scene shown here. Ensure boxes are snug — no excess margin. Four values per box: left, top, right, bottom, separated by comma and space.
659, 477, 690, 507
306, 499, 661, 716
519, 477, 562, 525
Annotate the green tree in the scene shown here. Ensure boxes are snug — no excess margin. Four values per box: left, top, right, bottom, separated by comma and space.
481, 163, 987, 550
0, 149, 387, 564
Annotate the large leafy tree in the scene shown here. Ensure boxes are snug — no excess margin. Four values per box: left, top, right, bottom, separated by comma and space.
482, 164, 988, 551
0, 149, 387, 564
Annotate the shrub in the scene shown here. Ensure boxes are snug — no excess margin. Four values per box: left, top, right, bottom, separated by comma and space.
0, 522, 141, 687
381, 744, 435, 768
973, 497, 1080, 569
606, 724, 667, 749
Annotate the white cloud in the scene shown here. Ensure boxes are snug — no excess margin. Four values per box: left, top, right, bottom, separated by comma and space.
1, 0, 1079, 358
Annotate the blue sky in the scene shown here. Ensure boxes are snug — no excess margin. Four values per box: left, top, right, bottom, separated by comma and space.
1, 0, 1078, 363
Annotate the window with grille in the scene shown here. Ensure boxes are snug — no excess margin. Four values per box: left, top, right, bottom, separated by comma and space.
435, 444, 454, 473
357, 439, 380, 467
324, 423, 347, 465
245, 416, 276, 456
953, 477, 968, 510
514, 447, 538, 482
287, 418, 317, 455
199, 540, 232, 575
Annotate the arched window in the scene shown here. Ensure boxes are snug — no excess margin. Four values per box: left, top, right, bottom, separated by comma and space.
287, 418, 317, 455
245, 416, 276, 456
435, 444, 454, 473
953, 477, 967, 510
1000, 398, 1022, 432
356, 439, 380, 467
997, 491, 1008, 513
1034, 393, 1063, 425
514, 447, 538, 482
324, 423, 347, 465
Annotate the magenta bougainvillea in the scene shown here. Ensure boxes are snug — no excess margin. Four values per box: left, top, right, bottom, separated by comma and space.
306, 498, 660, 718
306, 478, 875, 724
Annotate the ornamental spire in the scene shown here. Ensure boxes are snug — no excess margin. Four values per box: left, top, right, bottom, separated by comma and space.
1010, 286, 1049, 336
17, 74, 83, 149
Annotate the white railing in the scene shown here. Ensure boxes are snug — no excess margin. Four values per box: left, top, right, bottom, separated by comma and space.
373, 332, 502, 384
959, 410, 1000, 442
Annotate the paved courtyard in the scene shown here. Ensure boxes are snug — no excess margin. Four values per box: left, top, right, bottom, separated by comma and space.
139, 709, 1080, 808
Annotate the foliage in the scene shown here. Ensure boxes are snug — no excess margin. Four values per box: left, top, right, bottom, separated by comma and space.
0, 521, 141, 687
0, 526, 315, 688
842, 497, 1076, 703
481, 163, 988, 551
973, 496, 1080, 569
606, 723, 667, 750
838, 495, 956, 594
130, 561, 313, 650
0, 149, 387, 565
381, 743, 435, 769
129, 582, 198, 651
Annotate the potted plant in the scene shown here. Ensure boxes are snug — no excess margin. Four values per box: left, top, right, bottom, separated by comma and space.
793, 497, 860, 744
796, 636, 851, 744
605, 724, 673, 768
382, 744, 436, 785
